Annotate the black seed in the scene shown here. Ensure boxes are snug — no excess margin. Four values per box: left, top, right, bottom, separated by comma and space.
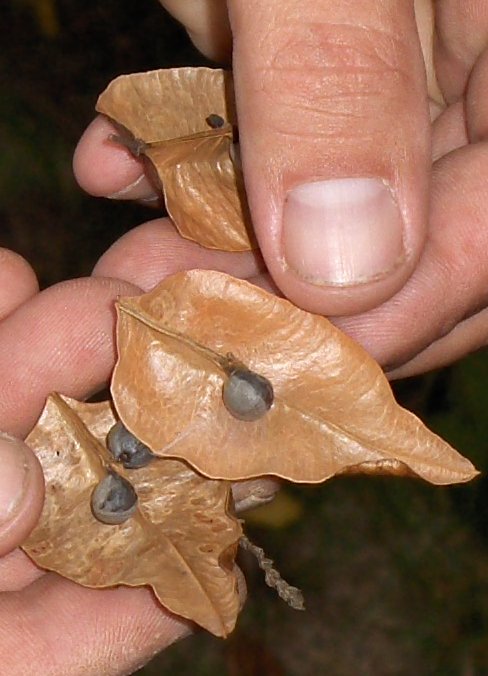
206, 113, 225, 129
107, 421, 155, 469
222, 368, 274, 422
91, 472, 138, 525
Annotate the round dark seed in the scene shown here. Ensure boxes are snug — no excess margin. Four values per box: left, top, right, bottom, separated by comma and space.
222, 368, 274, 422
206, 113, 225, 129
107, 421, 155, 469
91, 472, 138, 525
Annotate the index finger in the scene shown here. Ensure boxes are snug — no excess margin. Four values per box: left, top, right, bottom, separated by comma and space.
0, 277, 139, 438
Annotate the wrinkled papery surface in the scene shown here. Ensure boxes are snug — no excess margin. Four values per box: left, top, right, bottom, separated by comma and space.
96, 68, 254, 251
111, 271, 478, 485
21, 395, 242, 637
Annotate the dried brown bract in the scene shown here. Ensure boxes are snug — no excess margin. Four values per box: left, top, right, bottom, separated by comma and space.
96, 68, 255, 251
111, 270, 478, 486
22, 64, 479, 643
22, 394, 242, 637
21, 271, 480, 638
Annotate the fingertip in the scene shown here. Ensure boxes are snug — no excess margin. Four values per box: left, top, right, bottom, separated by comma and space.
0, 435, 45, 557
159, 0, 232, 63
73, 116, 153, 199
229, 0, 430, 317
186, 26, 232, 63
0, 249, 39, 320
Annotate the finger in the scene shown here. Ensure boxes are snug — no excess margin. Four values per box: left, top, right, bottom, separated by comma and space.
435, 0, 488, 102
431, 101, 467, 162
0, 435, 44, 558
465, 47, 488, 142
388, 308, 488, 379
73, 116, 157, 202
232, 478, 280, 513
228, 0, 431, 316
247, 272, 281, 296
0, 549, 43, 593
334, 141, 488, 373
414, 0, 444, 107
0, 277, 139, 438
159, 0, 231, 62
93, 218, 264, 290
0, 575, 191, 675
0, 250, 38, 321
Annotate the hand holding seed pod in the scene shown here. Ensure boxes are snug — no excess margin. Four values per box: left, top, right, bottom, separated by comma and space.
96, 68, 255, 251
21, 271, 479, 640
20, 63, 481, 648
22, 395, 242, 638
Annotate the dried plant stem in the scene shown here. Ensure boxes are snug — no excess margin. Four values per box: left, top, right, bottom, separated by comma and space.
109, 133, 147, 157
110, 124, 232, 157
143, 124, 232, 147
117, 302, 229, 370
240, 534, 305, 611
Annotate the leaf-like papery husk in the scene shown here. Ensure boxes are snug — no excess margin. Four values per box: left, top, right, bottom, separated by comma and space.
21, 394, 242, 637
111, 270, 478, 486
96, 68, 255, 251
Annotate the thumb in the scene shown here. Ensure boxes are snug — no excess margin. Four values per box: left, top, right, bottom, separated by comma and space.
228, 0, 431, 315
0, 433, 44, 557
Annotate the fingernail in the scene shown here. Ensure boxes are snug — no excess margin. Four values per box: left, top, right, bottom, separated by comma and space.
0, 433, 28, 525
107, 173, 157, 201
283, 178, 406, 286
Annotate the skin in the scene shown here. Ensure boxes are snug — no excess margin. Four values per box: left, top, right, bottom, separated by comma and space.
0, 236, 260, 675
3, 0, 488, 673
0, 248, 193, 675
74, 0, 488, 378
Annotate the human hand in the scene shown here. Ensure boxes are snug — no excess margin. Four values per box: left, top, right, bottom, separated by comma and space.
74, 1, 488, 379
0, 249, 43, 557
0, 248, 196, 675
0, 236, 264, 674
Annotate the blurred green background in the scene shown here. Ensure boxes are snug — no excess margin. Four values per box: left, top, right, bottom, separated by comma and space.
3, 2, 488, 674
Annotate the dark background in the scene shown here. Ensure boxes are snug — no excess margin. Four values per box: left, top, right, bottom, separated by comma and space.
3, 2, 488, 674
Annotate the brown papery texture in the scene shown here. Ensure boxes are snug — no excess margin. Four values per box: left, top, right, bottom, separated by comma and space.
96, 68, 255, 251
22, 395, 242, 637
111, 271, 478, 486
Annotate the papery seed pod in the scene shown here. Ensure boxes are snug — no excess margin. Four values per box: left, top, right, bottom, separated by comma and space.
107, 421, 155, 469
91, 471, 138, 525
223, 368, 274, 422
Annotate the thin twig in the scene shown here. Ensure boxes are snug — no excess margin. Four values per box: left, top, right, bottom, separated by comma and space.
240, 534, 305, 611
